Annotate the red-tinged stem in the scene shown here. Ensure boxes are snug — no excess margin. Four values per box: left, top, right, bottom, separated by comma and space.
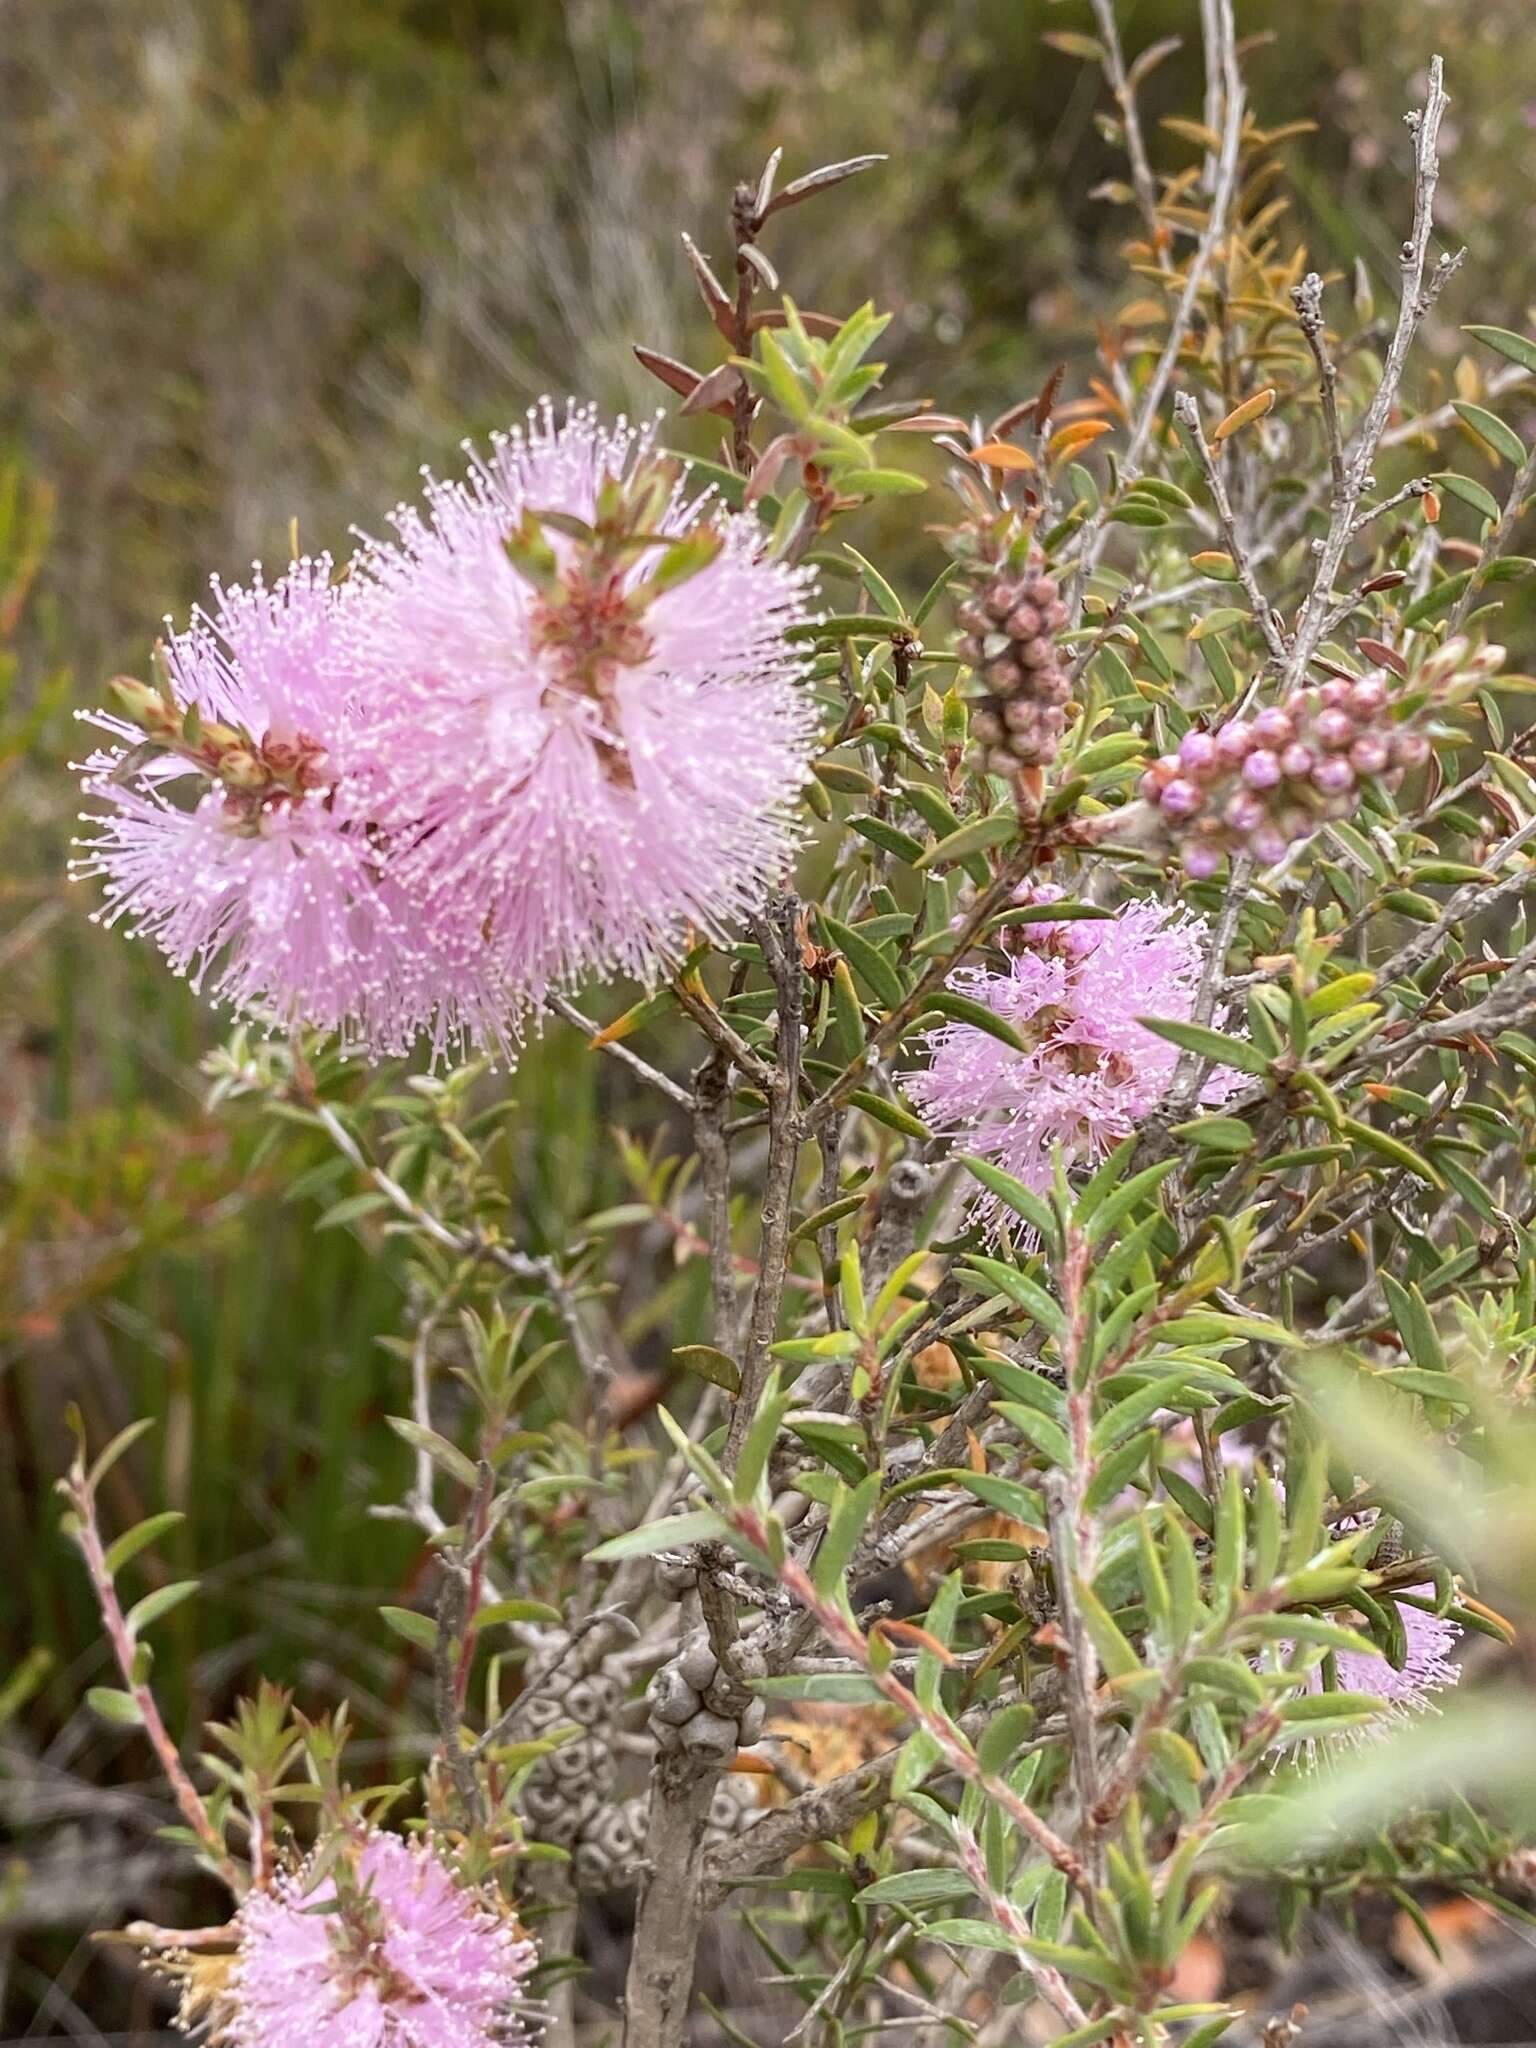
69, 1476, 242, 1894
736, 1507, 1091, 1895
953, 1827, 1091, 2030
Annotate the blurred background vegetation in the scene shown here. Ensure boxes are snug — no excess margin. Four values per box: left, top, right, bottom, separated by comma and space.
4, 0, 1536, 2034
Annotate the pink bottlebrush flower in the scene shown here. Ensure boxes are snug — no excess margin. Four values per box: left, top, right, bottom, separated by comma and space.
1305, 1586, 1461, 1728
74, 560, 466, 1055
220, 1831, 539, 2048
908, 900, 1239, 1227
342, 401, 819, 1043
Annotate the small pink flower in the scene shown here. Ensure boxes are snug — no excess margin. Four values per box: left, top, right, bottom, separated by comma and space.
74, 560, 463, 1055
908, 901, 1240, 1228
344, 402, 818, 1043
222, 1831, 538, 2048
1311, 1587, 1461, 1724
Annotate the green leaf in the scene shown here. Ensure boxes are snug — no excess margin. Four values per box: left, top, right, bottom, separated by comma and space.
380, 1605, 439, 1652
993, 1400, 1073, 1468
1280, 1689, 1387, 1724
1339, 1115, 1443, 1188
914, 811, 1019, 870
474, 1598, 564, 1628
975, 1700, 1038, 1776
920, 990, 1029, 1053
827, 959, 867, 1066
962, 1255, 1065, 1337
87, 1686, 144, 1727
769, 1332, 862, 1363
1085, 1428, 1159, 1511
988, 901, 1114, 931
841, 544, 906, 622
848, 1089, 932, 1141
787, 613, 907, 640
1378, 1272, 1447, 1374
87, 1417, 157, 1494
125, 1580, 199, 1637
836, 467, 928, 498
586, 1509, 725, 1562
1074, 1578, 1141, 1678
814, 758, 878, 796
316, 1190, 392, 1231
1430, 472, 1501, 524
1464, 323, 1536, 375
386, 1417, 479, 1491
103, 1511, 186, 1579
925, 1919, 1029, 1954
1137, 1017, 1269, 1077
1452, 401, 1527, 466
849, 815, 926, 865
1091, 1372, 1198, 1457
959, 1154, 1058, 1245
1400, 570, 1475, 628
1083, 1159, 1179, 1244
813, 1472, 882, 1597
1185, 1655, 1265, 1707
1107, 500, 1170, 527
673, 1344, 742, 1394
819, 910, 906, 1010
954, 1473, 1047, 1530
1379, 1366, 1470, 1408
1170, 1114, 1254, 1153
751, 1673, 888, 1703
856, 1869, 974, 1906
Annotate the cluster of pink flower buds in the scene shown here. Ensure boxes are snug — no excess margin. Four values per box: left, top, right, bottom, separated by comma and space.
107, 674, 332, 829
955, 546, 1072, 771
1141, 672, 1429, 877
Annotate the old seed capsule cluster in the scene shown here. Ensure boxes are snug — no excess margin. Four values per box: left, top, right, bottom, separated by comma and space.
1141, 672, 1429, 877
956, 546, 1072, 771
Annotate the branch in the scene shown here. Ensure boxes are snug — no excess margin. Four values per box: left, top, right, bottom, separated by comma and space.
63, 1459, 242, 1894
1174, 392, 1288, 662
1282, 57, 1458, 692
1073, 0, 1245, 602
1088, 0, 1170, 267
725, 894, 805, 1465
1290, 271, 1346, 501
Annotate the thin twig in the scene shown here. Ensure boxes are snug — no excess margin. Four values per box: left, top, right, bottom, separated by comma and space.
1282, 57, 1457, 693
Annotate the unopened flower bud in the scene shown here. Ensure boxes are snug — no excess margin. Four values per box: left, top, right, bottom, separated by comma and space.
1315, 708, 1355, 750
1280, 743, 1314, 779
218, 748, 266, 791
1250, 823, 1289, 863
1348, 676, 1389, 719
1252, 707, 1293, 747
1242, 749, 1281, 790
107, 676, 175, 731
1160, 778, 1202, 819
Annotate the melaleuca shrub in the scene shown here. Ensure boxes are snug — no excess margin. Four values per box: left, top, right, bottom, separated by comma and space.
57, 21, 1536, 2048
